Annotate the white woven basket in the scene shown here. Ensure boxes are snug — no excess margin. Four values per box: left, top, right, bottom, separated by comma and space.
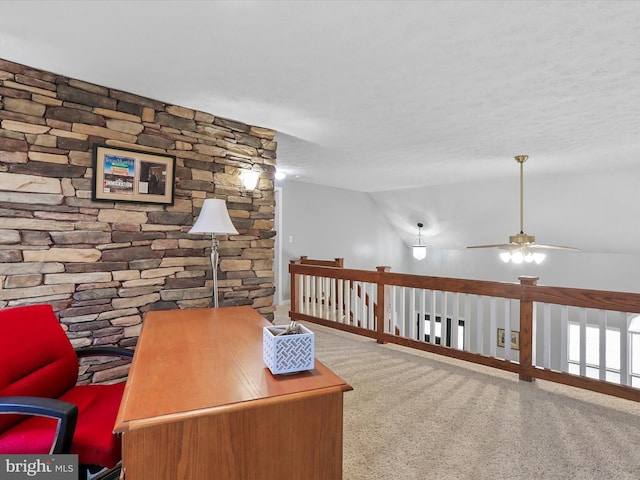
263, 324, 315, 374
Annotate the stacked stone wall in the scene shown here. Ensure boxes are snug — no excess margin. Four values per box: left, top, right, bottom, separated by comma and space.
0, 59, 277, 383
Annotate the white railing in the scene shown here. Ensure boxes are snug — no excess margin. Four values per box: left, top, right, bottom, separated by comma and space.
297, 274, 377, 331
289, 259, 640, 403
533, 303, 639, 387
387, 289, 521, 363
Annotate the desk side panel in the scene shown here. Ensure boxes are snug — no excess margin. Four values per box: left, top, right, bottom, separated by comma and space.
121, 390, 345, 480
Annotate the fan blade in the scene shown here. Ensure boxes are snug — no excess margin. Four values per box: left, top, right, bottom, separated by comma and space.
467, 244, 516, 250
529, 244, 580, 251
468, 243, 579, 252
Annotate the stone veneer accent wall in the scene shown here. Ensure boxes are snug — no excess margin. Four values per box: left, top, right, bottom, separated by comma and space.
0, 59, 277, 383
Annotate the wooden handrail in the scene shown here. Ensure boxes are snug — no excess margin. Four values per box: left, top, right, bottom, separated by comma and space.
291, 263, 640, 314
296, 256, 344, 268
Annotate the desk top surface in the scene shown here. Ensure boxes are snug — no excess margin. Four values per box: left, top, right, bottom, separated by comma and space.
114, 306, 351, 431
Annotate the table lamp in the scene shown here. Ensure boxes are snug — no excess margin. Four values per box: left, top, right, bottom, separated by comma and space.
189, 198, 238, 307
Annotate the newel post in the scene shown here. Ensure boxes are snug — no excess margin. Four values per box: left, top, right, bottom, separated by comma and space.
289, 260, 301, 316
519, 275, 539, 382
376, 266, 391, 344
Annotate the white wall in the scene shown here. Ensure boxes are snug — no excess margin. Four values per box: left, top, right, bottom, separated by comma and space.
277, 179, 412, 301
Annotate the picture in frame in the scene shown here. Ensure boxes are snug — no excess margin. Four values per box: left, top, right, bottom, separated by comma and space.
92, 145, 176, 205
497, 328, 520, 350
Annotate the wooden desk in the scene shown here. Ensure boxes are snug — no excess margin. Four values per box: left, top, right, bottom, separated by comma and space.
114, 306, 352, 480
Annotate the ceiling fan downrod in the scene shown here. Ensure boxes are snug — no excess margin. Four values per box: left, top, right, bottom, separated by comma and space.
509, 155, 535, 245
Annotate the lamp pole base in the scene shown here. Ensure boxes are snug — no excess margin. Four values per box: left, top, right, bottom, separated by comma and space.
211, 236, 220, 308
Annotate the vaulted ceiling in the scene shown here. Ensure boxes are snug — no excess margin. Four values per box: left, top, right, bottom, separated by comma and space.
2, 1, 639, 253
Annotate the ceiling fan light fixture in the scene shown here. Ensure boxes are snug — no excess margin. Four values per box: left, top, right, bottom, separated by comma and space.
468, 155, 578, 263
499, 248, 546, 265
533, 252, 546, 264
511, 251, 524, 264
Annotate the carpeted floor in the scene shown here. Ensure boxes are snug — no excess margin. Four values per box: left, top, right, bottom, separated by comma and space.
275, 306, 640, 480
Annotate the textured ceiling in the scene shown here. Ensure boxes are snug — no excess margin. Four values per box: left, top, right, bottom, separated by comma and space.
1, 1, 640, 253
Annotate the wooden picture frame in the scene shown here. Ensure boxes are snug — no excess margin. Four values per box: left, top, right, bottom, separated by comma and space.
497, 328, 520, 350
92, 145, 176, 205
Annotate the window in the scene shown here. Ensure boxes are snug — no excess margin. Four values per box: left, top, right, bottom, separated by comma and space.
630, 315, 640, 387
568, 323, 620, 382
568, 315, 640, 386
419, 314, 464, 349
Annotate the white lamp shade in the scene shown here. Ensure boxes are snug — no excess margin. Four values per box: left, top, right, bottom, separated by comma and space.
413, 245, 427, 260
189, 199, 238, 235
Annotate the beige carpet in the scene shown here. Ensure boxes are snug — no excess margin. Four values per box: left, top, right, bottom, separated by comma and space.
275, 306, 640, 480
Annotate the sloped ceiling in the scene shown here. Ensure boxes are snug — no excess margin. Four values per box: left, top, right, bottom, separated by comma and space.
1, 1, 639, 253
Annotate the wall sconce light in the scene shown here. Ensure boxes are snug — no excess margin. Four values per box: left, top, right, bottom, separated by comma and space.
412, 222, 427, 260
240, 169, 260, 190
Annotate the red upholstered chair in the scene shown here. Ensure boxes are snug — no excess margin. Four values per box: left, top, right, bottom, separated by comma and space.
0, 304, 133, 479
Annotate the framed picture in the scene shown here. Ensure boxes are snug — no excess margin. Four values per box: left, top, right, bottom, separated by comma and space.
497, 328, 520, 350
92, 145, 176, 205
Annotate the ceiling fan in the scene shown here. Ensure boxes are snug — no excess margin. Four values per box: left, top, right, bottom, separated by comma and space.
467, 155, 579, 264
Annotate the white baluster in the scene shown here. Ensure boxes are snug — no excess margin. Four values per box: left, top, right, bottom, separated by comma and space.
390, 285, 397, 334
336, 278, 345, 323
476, 295, 484, 354
302, 275, 309, 315
430, 290, 437, 345
579, 308, 587, 377
464, 294, 471, 352
531, 301, 537, 367
451, 293, 459, 350
360, 282, 366, 329
621, 313, 630, 385
560, 305, 568, 372
324, 277, 330, 319
369, 283, 375, 330
504, 299, 512, 361
344, 280, 351, 325
298, 274, 303, 314
398, 287, 406, 337
418, 289, 426, 342
599, 310, 607, 381
409, 288, 417, 340
489, 297, 497, 357
543, 303, 551, 369
442, 291, 448, 347
311, 276, 317, 317
331, 277, 337, 321
353, 282, 359, 327
361, 282, 368, 329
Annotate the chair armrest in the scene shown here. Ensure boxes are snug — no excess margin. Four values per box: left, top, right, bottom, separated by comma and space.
75, 346, 134, 359
0, 396, 78, 454
90, 462, 122, 480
